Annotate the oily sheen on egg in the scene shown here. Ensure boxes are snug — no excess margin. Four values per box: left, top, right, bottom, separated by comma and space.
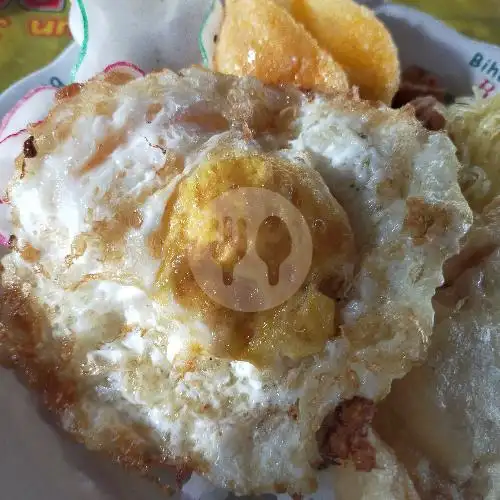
0, 68, 471, 495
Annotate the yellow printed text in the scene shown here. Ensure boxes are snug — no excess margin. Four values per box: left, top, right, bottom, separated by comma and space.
28, 18, 69, 36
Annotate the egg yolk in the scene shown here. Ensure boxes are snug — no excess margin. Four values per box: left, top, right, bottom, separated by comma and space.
152, 152, 354, 366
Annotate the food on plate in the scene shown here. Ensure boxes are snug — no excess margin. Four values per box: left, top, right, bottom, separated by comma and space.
405, 96, 446, 132
446, 92, 500, 213
445, 93, 500, 282
214, 0, 349, 94
391, 66, 454, 131
213, 0, 399, 103
392, 66, 454, 109
390, 66, 459, 131
0, 67, 471, 495
283, 0, 400, 103
374, 94, 500, 500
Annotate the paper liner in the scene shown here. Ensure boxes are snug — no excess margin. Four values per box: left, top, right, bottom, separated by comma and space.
68, 0, 209, 82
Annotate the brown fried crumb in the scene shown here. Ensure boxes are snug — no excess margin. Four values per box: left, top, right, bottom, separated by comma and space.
410, 96, 446, 131
288, 404, 299, 420
8, 235, 17, 249
175, 465, 193, 487
23, 136, 37, 159
305, 91, 315, 103
317, 397, 376, 472
392, 66, 452, 109
350, 433, 377, 472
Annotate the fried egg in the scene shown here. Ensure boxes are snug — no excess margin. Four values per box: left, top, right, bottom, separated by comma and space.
0, 68, 471, 495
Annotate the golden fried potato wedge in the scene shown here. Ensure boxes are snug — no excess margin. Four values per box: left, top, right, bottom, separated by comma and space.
214, 0, 349, 94
288, 0, 400, 103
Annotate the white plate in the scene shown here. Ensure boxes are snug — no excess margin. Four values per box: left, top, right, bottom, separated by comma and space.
0, 42, 79, 120
1, 2, 499, 500
377, 4, 500, 97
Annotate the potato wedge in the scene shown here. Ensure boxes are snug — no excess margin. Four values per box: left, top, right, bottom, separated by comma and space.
214, 0, 349, 94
